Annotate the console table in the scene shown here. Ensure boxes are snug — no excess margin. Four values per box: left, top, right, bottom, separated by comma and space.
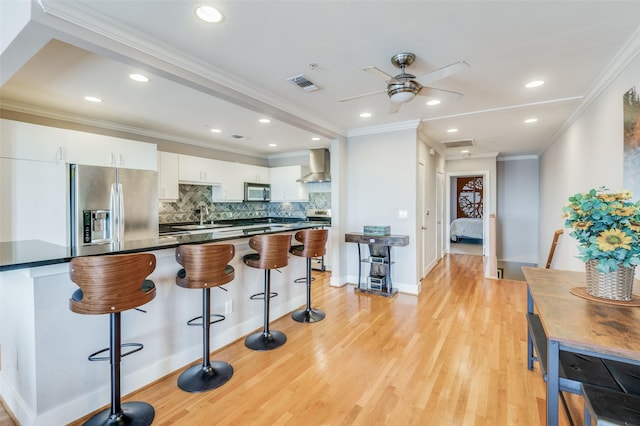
522, 267, 640, 425
345, 232, 409, 297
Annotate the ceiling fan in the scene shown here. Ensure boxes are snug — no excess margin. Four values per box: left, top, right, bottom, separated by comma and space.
340, 52, 469, 113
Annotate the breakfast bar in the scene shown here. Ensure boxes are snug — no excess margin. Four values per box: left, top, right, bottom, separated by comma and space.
0, 224, 316, 426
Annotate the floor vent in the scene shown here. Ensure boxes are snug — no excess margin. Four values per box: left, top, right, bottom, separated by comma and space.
287, 74, 320, 92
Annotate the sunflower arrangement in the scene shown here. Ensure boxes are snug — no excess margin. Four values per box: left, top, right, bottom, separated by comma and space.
563, 187, 640, 273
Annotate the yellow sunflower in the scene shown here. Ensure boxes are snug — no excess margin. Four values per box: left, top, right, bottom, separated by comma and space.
619, 190, 633, 200
573, 221, 593, 230
614, 206, 637, 217
598, 193, 617, 202
630, 221, 640, 233
596, 229, 632, 251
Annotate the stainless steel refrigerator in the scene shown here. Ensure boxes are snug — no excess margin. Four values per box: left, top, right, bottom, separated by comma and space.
70, 164, 158, 248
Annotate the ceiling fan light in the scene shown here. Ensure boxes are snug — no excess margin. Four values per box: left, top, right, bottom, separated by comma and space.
389, 90, 416, 103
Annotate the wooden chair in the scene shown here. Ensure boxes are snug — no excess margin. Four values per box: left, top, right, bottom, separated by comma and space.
69, 253, 156, 426
289, 229, 328, 323
545, 229, 563, 269
243, 234, 291, 350
175, 243, 235, 392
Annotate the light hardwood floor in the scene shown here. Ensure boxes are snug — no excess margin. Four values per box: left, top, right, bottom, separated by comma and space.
2, 254, 580, 425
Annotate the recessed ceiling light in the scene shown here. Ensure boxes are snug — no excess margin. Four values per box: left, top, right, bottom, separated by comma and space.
525, 80, 544, 88
311, 137, 320, 141
524, 118, 538, 124
195, 5, 224, 23
426, 99, 441, 106
447, 128, 458, 133
84, 96, 102, 103
461, 150, 470, 154
210, 128, 222, 133
360, 112, 372, 118
268, 143, 277, 147
258, 118, 271, 124
129, 73, 149, 83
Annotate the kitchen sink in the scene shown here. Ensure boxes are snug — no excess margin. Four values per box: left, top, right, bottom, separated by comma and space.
173, 224, 232, 231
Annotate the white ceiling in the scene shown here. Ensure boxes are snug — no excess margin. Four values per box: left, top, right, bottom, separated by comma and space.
2, 1, 640, 159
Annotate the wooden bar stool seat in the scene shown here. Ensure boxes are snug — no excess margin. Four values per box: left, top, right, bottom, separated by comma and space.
243, 234, 291, 351
175, 243, 235, 393
69, 253, 156, 426
289, 229, 328, 323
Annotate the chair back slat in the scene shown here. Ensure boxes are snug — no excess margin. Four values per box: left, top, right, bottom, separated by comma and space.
69, 253, 156, 314
246, 234, 291, 269
293, 229, 328, 258
175, 243, 235, 289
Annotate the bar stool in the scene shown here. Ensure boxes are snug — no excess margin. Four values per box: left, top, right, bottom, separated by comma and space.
175, 243, 235, 392
69, 253, 156, 426
243, 234, 292, 351
289, 229, 328, 323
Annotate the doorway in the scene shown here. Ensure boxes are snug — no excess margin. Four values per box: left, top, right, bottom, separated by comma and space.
445, 172, 488, 256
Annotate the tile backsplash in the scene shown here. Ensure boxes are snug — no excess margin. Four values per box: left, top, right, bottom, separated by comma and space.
158, 183, 331, 224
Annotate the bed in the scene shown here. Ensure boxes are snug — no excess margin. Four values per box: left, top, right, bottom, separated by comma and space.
450, 218, 483, 241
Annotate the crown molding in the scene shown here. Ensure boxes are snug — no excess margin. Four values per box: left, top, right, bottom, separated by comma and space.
346, 119, 421, 138
497, 155, 539, 161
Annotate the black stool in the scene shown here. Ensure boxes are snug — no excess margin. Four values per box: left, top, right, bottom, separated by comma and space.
289, 229, 328, 323
243, 234, 292, 351
69, 253, 156, 426
175, 243, 235, 393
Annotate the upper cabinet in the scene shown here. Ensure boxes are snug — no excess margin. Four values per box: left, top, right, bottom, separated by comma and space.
157, 151, 179, 201
178, 154, 223, 184
66, 130, 157, 170
0, 119, 66, 163
270, 165, 309, 202
212, 162, 270, 202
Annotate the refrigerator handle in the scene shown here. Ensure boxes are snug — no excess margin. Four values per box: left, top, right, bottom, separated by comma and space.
117, 183, 124, 243
110, 183, 118, 243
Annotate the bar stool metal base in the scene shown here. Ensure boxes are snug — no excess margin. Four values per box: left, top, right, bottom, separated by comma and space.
83, 401, 154, 426
291, 308, 325, 323
244, 330, 287, 351
177, 361, 234, 393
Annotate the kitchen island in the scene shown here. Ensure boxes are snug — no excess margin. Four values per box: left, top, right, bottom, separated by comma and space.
0, 222, 317, 426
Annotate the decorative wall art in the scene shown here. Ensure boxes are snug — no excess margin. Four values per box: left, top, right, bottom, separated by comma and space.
456, 176, 484, 218
623, 85, 640, 201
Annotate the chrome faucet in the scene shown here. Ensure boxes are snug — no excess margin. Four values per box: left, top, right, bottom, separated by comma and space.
198, 202, 209, 226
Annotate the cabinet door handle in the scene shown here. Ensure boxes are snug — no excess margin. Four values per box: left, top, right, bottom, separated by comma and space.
56, 146, 63, 162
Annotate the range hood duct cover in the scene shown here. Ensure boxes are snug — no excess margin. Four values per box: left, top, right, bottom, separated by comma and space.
297, 148, 331, 183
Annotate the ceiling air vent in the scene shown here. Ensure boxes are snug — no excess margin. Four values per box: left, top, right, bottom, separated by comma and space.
287, 74, 320, 92
442, 139, 474, 148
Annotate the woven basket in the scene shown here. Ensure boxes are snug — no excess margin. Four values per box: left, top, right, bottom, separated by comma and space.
585, 259, 636, 301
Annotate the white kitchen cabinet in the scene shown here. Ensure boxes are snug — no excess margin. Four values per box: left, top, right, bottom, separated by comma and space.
178, 154, 222, 184
0, 118, 66, 163
66, 130, 157, 170
270, 165, 309, 202
211, 162, 270, 202
157, 151, 179, 200
243, 164, 270, 183
0, 158, 68, 245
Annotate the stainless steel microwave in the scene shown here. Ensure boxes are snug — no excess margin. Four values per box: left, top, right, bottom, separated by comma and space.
244, 182, 271, 202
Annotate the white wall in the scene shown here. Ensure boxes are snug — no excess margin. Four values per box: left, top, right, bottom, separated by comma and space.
539, 47, 640, 271
497, 157, 539, 263
344, 126, 419, 294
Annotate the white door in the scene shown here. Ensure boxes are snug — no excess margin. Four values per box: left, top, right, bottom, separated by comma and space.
436, 170, 445, 260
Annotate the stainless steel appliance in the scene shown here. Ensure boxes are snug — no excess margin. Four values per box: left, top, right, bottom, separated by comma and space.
70, 164, 158, 248
306, 209, 331, 271
244, 182, 271, 201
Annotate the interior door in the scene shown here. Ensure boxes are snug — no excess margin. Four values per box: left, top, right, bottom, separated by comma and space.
436, 170, 445, 260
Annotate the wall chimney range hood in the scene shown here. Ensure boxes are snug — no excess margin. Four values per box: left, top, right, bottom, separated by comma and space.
297, 148, 331, 183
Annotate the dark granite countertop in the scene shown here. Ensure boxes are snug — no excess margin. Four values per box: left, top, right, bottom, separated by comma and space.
0, 221, 318, 272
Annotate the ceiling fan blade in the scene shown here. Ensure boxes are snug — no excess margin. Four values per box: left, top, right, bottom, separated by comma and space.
418, 86, 464, 101
363, 66, 397, 83
339, 89, 386, 103
417, 60, 470, 85
388, 102, 401, 114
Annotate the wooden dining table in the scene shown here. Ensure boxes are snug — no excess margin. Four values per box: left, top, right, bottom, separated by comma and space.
522, 267, 640, 425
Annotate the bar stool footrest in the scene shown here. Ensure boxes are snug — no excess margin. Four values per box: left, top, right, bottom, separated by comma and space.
88, 343, 143, 362
249, 291, 278, 300
186, 313, 225, 327
83, 401, 155, 426
294, 276, 316, 284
